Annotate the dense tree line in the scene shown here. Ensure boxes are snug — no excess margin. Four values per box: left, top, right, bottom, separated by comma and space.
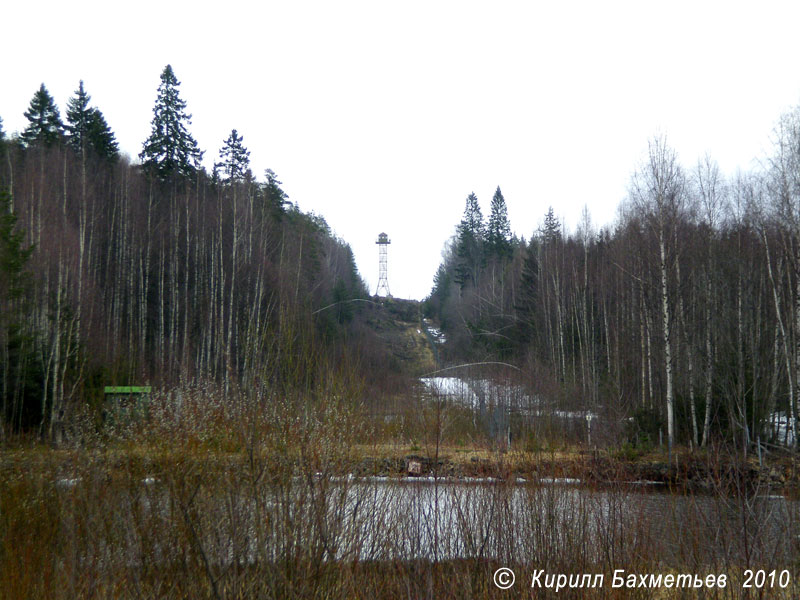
0, 66, 369, 438
426, 107, 800, 450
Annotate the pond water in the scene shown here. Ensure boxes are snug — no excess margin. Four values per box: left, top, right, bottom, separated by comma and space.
324, 479, 798, 565
59, 475, 799, 573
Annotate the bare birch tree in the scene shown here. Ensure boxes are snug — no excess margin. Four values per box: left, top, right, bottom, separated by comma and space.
630, 137, 686, 450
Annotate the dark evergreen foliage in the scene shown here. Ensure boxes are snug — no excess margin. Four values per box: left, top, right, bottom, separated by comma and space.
486, 186, 513, 260
0, 189, 33, 302
85, 109, 119, 162
332, 245, 368, 324
139, 65, 202, 181
512, 238, 539, 347
454, 192, 484, 287
66, 80, 119, 162
263, 168, 289, 218
0, 187, 39, 429
541, 206, 561, 243
217, 129, 250, 182
21, 84, 63, 147
65, 82, 91, 150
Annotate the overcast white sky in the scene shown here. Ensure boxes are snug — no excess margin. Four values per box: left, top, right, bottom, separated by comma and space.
3, 1, 800, 299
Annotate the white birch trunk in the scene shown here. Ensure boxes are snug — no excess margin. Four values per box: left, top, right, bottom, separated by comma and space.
659, 232, 675, 449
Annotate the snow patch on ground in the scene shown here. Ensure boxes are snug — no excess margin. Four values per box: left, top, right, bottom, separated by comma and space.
422, 318, 447, 344
420, 376, 598, 421
420, 377, 528, 410
767, 412, 795, 446
420, 376, 482, 406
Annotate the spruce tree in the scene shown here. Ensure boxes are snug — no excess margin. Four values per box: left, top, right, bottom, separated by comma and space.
86, 109, 119, 162
217, 129, 250, 182
0, 188, 33, 303
486, 186, 513, 260
459, 192, 484, 238
541, 206, 561, 243
65, 81, 91, 151
263, 169, 289, 218
21, 84, 63, 147
0, 187, 38, 430
66, 80, 119, 162
139, 65, 202, 181
454, 192, 484, 287
515, 238, 540, 345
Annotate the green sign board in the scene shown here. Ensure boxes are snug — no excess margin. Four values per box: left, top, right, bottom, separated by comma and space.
104, 386, 152, 394
103, 386, 152, 423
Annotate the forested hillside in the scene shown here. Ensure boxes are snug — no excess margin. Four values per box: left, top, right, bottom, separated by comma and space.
0, 66, 372, 438
426, 110, 800, 451
8, 63, 800, 456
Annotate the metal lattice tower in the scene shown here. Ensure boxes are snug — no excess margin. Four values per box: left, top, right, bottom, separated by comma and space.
375, 232, 391, 297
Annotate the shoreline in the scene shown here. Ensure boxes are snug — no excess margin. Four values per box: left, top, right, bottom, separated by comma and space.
7, 444, 797, 495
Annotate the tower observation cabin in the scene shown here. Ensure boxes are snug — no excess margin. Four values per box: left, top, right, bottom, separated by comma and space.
375, 232, 391, 297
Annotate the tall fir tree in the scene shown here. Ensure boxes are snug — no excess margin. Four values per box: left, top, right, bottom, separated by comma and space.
0, 188, 33, 303
263, 168, 289, 218
455, 192, 484, 287
139, 65, 202, 181
21, 84, 63, 147
86, 109, 119, 162
486, 186, 513, 260
66, 80, 119, 162
65, 81, 90, 151
0, 186, 39, 430
459, 192, 484, 238
515, 238, 540, 345
541, 206, 561, 243
217, 129, 250, 182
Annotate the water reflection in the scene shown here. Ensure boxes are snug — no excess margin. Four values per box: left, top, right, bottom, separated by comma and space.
300, 479, 798, 566
63, 476, 798, 573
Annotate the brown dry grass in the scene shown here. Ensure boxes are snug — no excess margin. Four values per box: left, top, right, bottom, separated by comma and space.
2, 384, 798, 599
